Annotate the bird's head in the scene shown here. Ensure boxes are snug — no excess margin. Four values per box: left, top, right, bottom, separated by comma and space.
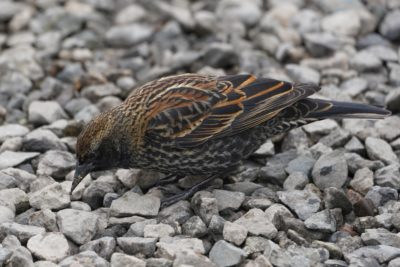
71, 111, 122, 193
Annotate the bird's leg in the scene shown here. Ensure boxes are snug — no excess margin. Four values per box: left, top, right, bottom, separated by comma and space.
155, 174, 185, 187
160, 174, 220, 208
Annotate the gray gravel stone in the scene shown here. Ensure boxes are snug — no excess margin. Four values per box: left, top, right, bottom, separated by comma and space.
0, 187, 29, 213
182, 216, 207, 238
312, 150, 348, 190
285, 64, 320, 84
223, 221, 248, 246
375, 164, 400, 190
28, 101, 68, 125
253, 140, 275, 157
365, 186, 398, 207
79, 237, 115, 260
59, 251, 109, 267
29, 182, 70, 210
365, 137, 399, 165
23, 129, 67, 152
0, 151, 39, 170
350, 167, 374, 195
347, 245, 400, 264
110, 192, 160, 217
0, 222, 45, 243
57, 209, 100, 245
0, 206, 14, 223
235, 208, 277, 239
191, 192, 219, 225
106, 24, 153, 47
37, 150, 75, 179
117, 237, 157, 257
209, 240, 246, 267
213, 189, 245, 211
285, 156, 315, 176
283, 172, 309, 190
0, 124, 29, 143
144, 224, 174, 239
322, 10, 361, 37
110, 252, 145, 267
277, 189, 321, 220
379, 10, 400, 41
361, 228, 400, 248
174, 249, 217, 267
304, 209, 339, 233
28, 209, 58, 232
351, 51, 382, 72
156, 237, 205, 259
27, 232, 70, 262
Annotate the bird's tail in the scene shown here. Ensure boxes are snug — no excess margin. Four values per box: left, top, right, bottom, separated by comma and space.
304, 98, 391, 119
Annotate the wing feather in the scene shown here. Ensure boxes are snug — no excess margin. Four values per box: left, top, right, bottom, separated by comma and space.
144, 74, 320, 147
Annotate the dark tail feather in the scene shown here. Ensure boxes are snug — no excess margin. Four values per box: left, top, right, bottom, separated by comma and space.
305, 98, 391, 119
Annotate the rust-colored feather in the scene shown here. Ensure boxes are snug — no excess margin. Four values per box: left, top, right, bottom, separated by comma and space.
140, 74, 319, 147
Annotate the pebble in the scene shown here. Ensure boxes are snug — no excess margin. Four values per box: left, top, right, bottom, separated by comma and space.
28, 101, 68, 125
375, 164, 400, 190
277, 189, 321, 220
106, 24, 153, 47
0, 222, 45, 243
304, 209, 339, 232
234, 208, 278, 239
361, 228, 400, 248
117, 237, 157, 257
28, 209, 58, 232
174, 249, 217, 267
143, 224, 175, 239
29, 182, 70, 210
156, 237, 205, 259
57, 209, 100, 245
79, 236, 116, 260
27, 232, 70, 262
321, 10, 361, 37
36, 150, 76, 179
379, 10, 400, 41
347, 245, 400, 264
312, 150, 348, 190
58, 251, 109, 267
110, 192, 160, 217
111, 253, 145, 267
283, 172, 309, 190
0, 124, 29, 143
365, 186, 398, 207
23, 129, 67, 152
223, 221, 248, 246
182, 216, 208, 238
365, 137, 399, 165
209, 240, 246, 267
351, 50, 382, 72
350, 167, 374, 195
213, 189, 245, 211
0, 151, 39, 170
191, 192, 219, 225
285, 64, 320, 84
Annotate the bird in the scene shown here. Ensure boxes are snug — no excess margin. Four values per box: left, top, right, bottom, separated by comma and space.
71, 73, 391, 206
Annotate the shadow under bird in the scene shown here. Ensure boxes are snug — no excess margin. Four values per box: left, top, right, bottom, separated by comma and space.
71, 73, 391, 206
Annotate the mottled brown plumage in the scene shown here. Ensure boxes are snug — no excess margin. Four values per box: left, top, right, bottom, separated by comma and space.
72, 73, 391, 205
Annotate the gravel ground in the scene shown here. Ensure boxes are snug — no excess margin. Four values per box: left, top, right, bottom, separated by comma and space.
0, 0, 399, 266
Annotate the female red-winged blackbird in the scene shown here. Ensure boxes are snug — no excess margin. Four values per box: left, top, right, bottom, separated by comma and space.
72, 73, 390, 206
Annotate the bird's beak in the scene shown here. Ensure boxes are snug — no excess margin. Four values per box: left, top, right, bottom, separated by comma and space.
70, 163, 92, 193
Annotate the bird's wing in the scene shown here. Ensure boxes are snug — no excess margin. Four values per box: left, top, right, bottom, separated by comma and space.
145, 74, 319, 147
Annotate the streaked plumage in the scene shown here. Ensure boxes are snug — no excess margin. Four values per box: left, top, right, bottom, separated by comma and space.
72, 73, 391, 204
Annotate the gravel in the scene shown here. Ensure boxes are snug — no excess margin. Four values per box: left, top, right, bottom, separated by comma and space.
0, 0, 398, 266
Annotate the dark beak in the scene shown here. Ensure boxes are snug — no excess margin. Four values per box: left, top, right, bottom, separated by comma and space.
70, 163, 92, 194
